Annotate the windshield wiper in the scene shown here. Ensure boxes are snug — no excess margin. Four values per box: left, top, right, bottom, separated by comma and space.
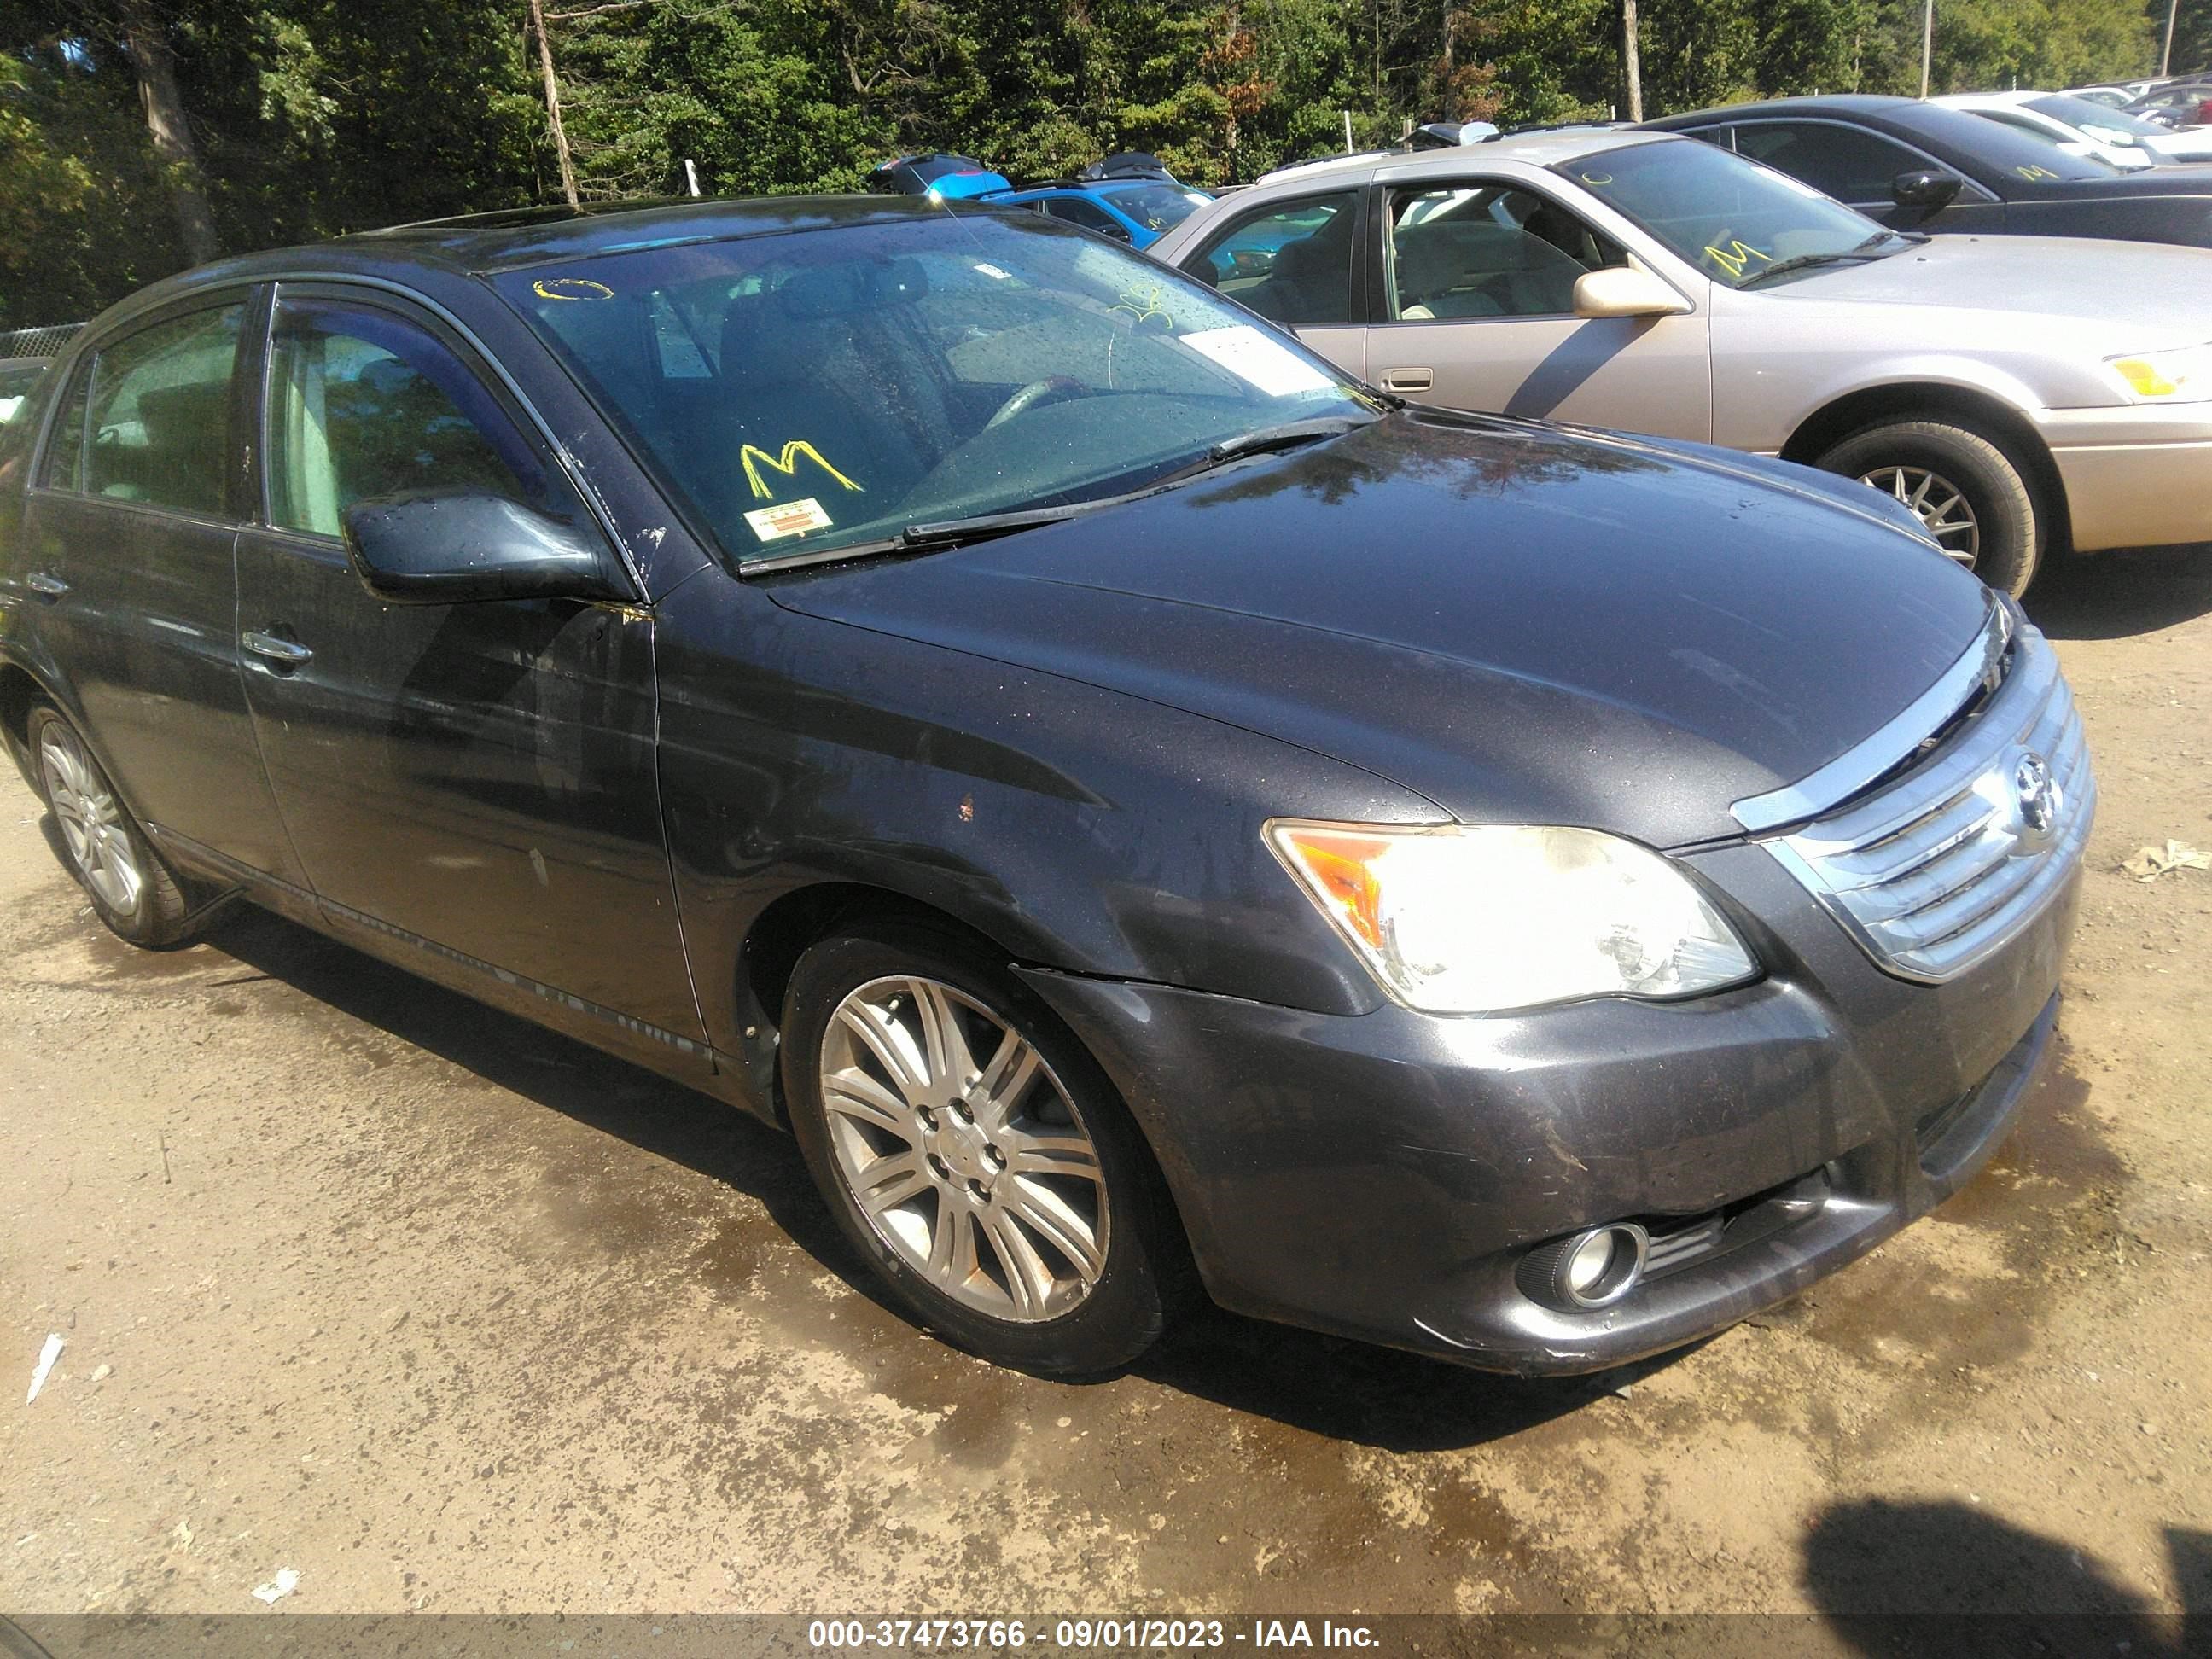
1738, 231, 1906, 288
740, 416, 1372, 574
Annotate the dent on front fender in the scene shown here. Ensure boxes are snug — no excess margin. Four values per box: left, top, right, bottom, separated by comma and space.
649, 567, 1439, 1061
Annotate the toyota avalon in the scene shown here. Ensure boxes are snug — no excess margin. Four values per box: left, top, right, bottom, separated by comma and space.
0, 198, 2093, 1377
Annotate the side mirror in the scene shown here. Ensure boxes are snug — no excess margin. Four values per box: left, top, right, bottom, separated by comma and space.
1891, 168, 1964, 209
1572, 267, 1691, 320
341, 492, 631, 606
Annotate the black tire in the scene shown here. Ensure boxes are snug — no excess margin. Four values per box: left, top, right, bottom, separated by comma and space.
1816, 418, 2044, 598
780, 922, 1182, 1376
26, 705, 198, 948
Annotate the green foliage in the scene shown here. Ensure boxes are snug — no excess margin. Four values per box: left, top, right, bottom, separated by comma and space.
0, 0, 2178, 329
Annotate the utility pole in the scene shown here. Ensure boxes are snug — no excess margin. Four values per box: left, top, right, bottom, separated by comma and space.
1622, 0, 1643, 123
527, 0, 580, 210
2163, 0, 2180, 77
1919, 0, 1934, 98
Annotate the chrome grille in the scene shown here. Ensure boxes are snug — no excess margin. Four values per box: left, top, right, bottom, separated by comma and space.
1758, 617, 2093, 984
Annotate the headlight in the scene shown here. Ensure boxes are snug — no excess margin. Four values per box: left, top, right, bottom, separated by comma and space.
1266, 820, 1758, 1015
2108, 343, 2212, 400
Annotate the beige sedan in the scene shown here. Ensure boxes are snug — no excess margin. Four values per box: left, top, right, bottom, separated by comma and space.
1147, 129, 2212, 595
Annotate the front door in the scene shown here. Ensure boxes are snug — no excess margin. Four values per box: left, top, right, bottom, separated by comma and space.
231, 284, 705, 1060
1364, 180, 1712, 439
1179, 189, 1369, 381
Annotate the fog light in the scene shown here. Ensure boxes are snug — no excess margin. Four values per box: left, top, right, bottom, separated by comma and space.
1517, 1222, 1650, 1312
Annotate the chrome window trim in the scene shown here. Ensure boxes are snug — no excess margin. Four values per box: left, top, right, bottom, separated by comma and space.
1732, 591, 2011, 834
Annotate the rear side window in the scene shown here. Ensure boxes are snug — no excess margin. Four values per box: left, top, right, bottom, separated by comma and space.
265, 296, 544, 538
38, 366, 91, 491
73, 306, 244, 515
1187, 192, 1359, 327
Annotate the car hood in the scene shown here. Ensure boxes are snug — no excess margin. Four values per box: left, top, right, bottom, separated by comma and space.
763, 410, 1989, 847
1761, 232, 2212, 341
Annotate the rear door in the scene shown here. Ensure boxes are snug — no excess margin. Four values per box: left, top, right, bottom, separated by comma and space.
1176, 189, 1368, 380
232, 282, 706, 1062
19, 295, 305, 884
1360, 176, 1711, 436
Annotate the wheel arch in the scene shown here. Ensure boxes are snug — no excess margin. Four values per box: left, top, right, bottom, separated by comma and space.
1779, 381, 2073, 556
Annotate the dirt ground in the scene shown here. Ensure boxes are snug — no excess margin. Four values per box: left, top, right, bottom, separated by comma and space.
1, 548, 2208, 1633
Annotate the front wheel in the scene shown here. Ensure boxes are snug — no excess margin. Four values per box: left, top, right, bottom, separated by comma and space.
1817, 419, 2045, 597
781, 924, 1181, 1375
28, 706, 198, 947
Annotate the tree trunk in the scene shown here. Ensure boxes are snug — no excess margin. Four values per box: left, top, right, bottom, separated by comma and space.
116, 0, 218, 265
527, 0, 580, 210
1621, 0, 1643, 123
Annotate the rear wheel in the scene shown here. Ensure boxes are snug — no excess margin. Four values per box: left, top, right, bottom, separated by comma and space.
28, 706, 197, 947
781, 923, 1180, 1375
1816, 418, 2044, 597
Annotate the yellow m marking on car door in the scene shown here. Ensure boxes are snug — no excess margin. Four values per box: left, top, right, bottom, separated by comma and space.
740, 441, 864, 501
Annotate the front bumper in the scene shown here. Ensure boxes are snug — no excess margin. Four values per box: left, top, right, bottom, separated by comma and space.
1017, 843, 2078, 1376
2037, 403, 2212, 550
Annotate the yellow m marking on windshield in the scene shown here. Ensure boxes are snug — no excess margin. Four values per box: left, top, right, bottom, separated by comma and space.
740, 441, 864, 501
1703, 240, 1773, 280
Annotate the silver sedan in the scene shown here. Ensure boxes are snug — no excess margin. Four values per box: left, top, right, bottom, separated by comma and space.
1148, 130, 2212, 594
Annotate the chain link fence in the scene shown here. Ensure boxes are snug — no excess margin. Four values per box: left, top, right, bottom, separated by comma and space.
2, 323, 85, 359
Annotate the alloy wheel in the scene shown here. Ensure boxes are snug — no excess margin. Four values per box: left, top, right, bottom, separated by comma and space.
38, 722, 144, 915
1860, 464, 1980, 568
818, 975, 1107, 1323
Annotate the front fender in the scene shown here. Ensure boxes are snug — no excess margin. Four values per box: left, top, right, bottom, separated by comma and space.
652, 569, 1440, 1069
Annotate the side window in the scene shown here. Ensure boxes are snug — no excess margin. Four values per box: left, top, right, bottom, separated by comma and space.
1186, 192, 1359, 328
265, 296, 549, 538
1045, 197, 1133, 243
77, 306, 244, 514
1387, 184, 1627, 320
1732, 121, 1925, 202
39, 363, 92, 492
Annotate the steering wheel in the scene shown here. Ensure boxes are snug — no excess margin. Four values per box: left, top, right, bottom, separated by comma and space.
984, 375, 1082, 431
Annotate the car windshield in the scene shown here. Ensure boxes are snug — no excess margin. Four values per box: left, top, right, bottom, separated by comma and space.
496, 212, 1373, 568
1907, 104, 2123, 179
1103, 183, 1210, 232
2027, 94, 2166, 141
1556, 140, 1900, 288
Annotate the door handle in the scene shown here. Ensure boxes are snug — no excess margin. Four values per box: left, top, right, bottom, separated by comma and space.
1379, 367, 1434, 393
242, 630, 314, 668
25, 571, 69, 598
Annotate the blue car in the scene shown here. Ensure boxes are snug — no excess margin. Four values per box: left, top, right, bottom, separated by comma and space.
982, 176, 1214, 248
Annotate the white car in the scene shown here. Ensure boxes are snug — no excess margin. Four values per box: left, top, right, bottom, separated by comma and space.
1938, 90, 2212, 166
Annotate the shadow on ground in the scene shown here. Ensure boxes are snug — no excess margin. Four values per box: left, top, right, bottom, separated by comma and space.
1803, 1499, 2208, 1656
172, 899, 1633, 1452
2027, 543, 2212, 641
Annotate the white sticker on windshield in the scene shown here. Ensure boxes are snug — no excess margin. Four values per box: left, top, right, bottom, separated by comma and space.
744, 497, 834, 542
972, 261, 1010, 279
1177, 325, 1334, 397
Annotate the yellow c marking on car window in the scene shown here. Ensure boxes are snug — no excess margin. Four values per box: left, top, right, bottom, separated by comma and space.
532, 276, 617, 301
1703, 240, 1773, 279
2015, 163, 2062, 182
740, 440, 864, 501
1110, 282, 1173, 326
1580, 172, 1614, 186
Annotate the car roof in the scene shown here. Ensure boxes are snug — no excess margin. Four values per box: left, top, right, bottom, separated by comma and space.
1253, 127, 1678, 189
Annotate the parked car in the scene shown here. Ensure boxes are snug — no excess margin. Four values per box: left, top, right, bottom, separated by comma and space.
982, 169, 1213, 249
1932, 91, 2153, 170
1642, 96, 2212, 249
0, 358, 49, 426
865, 152, 1011, 200
0, 195, 2091, 1379
1149, 128, 2212, 595
1938, 90, 2212, 166
2125, 82, 2212, 128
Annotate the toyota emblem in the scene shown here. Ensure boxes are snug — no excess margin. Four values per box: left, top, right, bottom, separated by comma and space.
2013, 751, 2058, 839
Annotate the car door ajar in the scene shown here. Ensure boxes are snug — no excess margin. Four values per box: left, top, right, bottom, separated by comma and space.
231, 285, 706, 1062
18, 298, 306, 886
1363, 178, 1712, 439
